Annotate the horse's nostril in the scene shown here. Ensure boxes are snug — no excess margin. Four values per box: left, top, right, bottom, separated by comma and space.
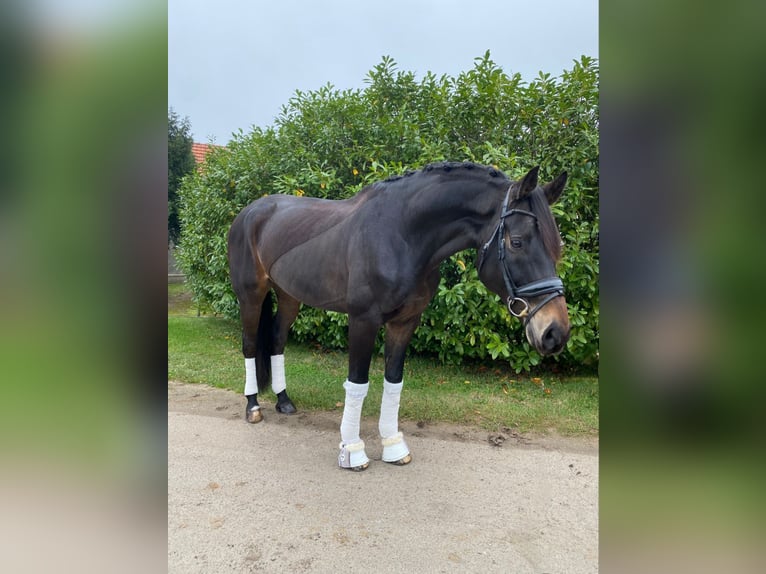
542, 323, 568, 354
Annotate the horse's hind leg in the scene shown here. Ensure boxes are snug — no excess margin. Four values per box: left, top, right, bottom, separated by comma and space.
229, 212, 274, 423
238, 287, 272, 423
271, 287, 301, 414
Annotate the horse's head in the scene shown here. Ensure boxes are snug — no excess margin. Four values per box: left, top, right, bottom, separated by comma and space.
477, 166, 570, 356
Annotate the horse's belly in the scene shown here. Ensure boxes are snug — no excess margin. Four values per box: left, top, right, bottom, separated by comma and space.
269, 243, 349, 313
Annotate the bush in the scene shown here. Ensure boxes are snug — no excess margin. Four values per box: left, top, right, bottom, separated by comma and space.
176, 52, 599, 373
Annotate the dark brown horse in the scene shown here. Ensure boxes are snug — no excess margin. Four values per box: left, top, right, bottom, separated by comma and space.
227, 162, 569, 470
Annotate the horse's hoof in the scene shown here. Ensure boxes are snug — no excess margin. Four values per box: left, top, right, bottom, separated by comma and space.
275, 391, 297, 414
275, 400, 297, 415
381, 432, 411, 465
386, 453, 412, 466
245, 407, 263, 424
338, 441, 369, 471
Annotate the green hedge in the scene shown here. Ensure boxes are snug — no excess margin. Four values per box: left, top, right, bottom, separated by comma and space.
176, 52, 598, 373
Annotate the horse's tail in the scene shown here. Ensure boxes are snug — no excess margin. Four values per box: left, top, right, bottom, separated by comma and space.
256, 290, 274, 393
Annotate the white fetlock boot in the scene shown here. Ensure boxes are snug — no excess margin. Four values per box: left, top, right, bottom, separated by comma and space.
338, 440, 370, 471
381, 432, 411, 465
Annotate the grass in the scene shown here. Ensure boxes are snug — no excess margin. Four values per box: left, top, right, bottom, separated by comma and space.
168, 283, 598, 436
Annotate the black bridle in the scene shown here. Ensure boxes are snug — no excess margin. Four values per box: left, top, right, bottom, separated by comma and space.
478, 185, 565, 326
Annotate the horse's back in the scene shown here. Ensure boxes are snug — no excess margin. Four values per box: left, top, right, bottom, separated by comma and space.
240, 195, 362, 264
228, 194, 368, 298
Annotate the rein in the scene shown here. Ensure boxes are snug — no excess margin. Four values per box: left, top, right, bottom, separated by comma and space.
478, 185, 565, 326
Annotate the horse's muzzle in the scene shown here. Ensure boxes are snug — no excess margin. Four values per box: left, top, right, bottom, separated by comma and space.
524, 294, 570, 356
539, 320, 570, 355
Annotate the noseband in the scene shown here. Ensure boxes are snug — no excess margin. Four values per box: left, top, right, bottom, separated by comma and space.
478, 185, 565, 326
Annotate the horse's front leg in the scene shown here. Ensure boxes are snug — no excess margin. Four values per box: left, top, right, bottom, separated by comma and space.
378, 271, 437, 465
379, 315, 423, 466
337, 315, 380, 471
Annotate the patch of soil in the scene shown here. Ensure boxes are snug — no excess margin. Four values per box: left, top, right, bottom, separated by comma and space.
168, 381, 598, 455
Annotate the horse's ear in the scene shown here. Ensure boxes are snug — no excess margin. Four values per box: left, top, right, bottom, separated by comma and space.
513, 166, 540, 200
542, 171, 568, 205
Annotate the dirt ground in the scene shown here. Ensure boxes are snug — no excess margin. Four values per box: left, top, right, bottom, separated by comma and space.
168, 381, 598, 573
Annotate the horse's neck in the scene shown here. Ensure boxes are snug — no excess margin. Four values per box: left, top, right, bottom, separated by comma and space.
402, 177, 503, 270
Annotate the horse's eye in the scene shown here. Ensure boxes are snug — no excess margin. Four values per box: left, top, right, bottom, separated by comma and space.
510, 238, 523, 249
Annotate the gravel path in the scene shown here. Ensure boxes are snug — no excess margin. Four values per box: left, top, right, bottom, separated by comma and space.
168, 381, 598, 573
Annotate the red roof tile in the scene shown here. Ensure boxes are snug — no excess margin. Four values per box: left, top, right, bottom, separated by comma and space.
191, 143, 224, 166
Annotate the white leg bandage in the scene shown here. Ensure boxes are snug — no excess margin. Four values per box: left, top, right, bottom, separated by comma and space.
380, 379, 410, 463
271, 354, 286, 395
379, 379, 403, 439
340, 380, 369, 445
244, 357, 258, 396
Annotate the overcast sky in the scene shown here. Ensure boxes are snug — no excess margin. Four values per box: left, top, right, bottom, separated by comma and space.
169, 0, 598, 144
